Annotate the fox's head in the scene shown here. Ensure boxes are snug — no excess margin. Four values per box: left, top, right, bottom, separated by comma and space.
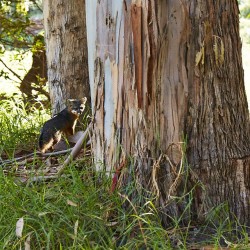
67, 97, 87, 115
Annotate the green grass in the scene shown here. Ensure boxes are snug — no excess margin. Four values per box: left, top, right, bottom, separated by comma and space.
0, 167, 115, 249
0, 97, 50, 157
1, 99, 250, 249
0, 99, 173, 249
0, 166, 177, 249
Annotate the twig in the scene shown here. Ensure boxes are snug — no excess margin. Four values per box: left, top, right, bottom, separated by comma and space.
30, 0, 43, 12
166, 143, 185, 199
17, 174, 71, 184
0, 58, 23, 81
151, 154, 162, 198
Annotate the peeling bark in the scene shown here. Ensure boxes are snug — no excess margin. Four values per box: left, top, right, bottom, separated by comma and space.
87, 0, 250, 225
131, 3, 142, 108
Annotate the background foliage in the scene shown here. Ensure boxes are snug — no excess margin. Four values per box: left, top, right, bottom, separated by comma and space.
0, 0, 48, 105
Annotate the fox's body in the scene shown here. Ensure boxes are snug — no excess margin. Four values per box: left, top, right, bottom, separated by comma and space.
39, 98, 86, 153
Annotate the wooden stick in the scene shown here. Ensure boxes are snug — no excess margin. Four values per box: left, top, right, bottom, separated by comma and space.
0, 149, 72, 166
17, 174, 71, 185
57, 124, 92, 176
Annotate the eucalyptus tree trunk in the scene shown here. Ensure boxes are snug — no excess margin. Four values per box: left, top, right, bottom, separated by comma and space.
43, 0, 89, 115
87, 0, 250, 225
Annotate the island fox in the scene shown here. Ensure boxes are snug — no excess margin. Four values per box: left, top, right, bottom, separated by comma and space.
39, 97, 87, 153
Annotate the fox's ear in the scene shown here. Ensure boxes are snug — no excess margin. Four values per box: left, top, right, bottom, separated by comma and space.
66, 99, 74, 107
81, 97, 87, 104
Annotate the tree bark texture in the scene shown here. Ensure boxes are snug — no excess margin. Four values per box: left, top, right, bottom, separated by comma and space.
43, 0, 89, 115
87, 0, 250, 224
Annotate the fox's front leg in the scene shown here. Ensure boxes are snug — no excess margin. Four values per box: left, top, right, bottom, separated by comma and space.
65, 127, 74, 136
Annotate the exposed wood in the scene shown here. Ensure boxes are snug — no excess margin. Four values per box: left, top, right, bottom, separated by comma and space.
0, 149, 72, 166
131, 3, 142, 108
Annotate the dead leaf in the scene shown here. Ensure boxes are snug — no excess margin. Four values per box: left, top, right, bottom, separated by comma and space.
67, 233, 75, 240
38, 212, 49, 217
67, 199, 78, 207
106, 221, 118, 226
189, 245, 230, 250
16, 217, 24, 238
24, 233, 31, 250
74, 220, 79, 237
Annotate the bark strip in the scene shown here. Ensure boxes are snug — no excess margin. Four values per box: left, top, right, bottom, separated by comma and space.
131, 3, 143, 108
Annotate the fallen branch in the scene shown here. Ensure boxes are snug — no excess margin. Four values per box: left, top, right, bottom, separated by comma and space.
0, 149, 72, 166
18, 174, 71, 184
57, 124, 92, 176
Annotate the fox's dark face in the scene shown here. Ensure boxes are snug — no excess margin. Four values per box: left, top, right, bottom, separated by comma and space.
67, 97, 87, 115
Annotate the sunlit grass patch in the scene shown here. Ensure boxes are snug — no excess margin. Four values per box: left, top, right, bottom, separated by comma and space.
0, 97, 50, 157
0, 50, 32, 96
